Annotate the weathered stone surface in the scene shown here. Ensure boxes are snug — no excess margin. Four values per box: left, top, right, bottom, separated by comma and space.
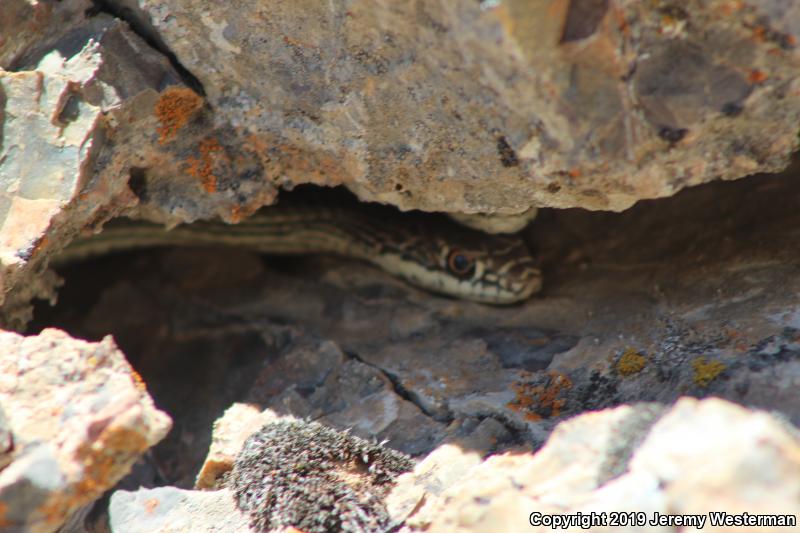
0, 7, 181, 324
0, 328, 171, 533
108, 487, 251, 533
126, 0, 799, 213
0, 0, 92, 69
195, 403, 283, 490
6, 3, 800, 528
386, 444, 484, 525
34, 168, 800, 469
401, 398, 800, 533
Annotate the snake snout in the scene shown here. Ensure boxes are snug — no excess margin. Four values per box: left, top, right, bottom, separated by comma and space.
501, 257, 543, 302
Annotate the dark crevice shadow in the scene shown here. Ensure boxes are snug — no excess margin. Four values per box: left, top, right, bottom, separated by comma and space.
88, 0, 205, 95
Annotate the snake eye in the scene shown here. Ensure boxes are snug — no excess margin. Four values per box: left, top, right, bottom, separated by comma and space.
447, 250, 476, 278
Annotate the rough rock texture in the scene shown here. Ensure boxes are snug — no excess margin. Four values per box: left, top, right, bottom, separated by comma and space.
0, 328, 171, 533
194, 403, 279, 491
228, 419, 413, 533
108, 487, 251, 533
131, 0, 800, 212
395, 398, 800, 533
3, 0, 800, 325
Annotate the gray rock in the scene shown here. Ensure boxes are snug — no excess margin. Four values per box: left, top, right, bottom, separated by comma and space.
108, 487, 251, 533
134, 0, 800, 212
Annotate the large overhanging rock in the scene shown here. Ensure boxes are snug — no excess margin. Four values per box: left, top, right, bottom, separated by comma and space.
120, 0, 799, 213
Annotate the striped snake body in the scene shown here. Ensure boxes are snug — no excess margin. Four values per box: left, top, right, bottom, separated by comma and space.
59, 205, 542, 304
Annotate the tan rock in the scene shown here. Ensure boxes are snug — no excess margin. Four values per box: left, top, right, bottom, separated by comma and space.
0, 328, 171, 533
108, 487, 252, 532
404, 399, 799, 533
137, 0, 799, 212
195, 404, 286, 490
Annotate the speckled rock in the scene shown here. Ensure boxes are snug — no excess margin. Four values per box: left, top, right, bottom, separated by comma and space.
402, 398, 800, 533
0, 328, 171, 533
0, 7, 181, 325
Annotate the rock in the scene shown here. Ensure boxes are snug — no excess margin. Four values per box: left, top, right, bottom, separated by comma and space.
402, 398, 800, 533
227, 419, 413, 533
133, 0, 800, 213
386, 444, 484, 525
0, 328, 171, 533
195, 403, 285, 490
33, 168, 800, 471
448, 208, 539, 235
108, 487, 251, 533
0, 8, 185, 325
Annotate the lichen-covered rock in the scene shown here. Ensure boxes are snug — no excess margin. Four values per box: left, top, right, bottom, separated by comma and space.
0, 328, 171, 533
400, 398, 800, 533
0, 8, 182, 324
228, 419, 414, 533
30, 147, 800, 532
132, 0, 799, 213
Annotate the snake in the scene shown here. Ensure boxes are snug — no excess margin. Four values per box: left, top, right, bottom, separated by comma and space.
58, 204, 542, 304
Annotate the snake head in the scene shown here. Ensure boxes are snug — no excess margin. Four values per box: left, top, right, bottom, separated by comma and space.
435, 235, 542, 304
375, 215, 542, 304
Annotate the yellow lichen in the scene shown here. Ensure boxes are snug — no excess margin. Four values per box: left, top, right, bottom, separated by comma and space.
154, 86, 203, 144
617, 347, 647, 376
691, 357, 726, 387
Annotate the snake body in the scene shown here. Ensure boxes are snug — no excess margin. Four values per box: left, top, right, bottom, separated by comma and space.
59, 205, 542, 304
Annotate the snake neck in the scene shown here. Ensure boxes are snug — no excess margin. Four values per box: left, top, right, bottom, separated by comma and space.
54, 205, 541, 304
55, 207, 388, 267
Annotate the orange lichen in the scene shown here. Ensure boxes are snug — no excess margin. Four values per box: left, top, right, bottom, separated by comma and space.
154, 87, 203, 144
507, 371, 573, 420
39, 429, 156, 531
129, 368, 147, 393
73, 426, 149, 500
186, 137, 226, 193
0, 502, 11, 527
144, 497, 160, 514
691, 357, 726, 387
748, 69, 768, 84
617, 347, 647, 376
